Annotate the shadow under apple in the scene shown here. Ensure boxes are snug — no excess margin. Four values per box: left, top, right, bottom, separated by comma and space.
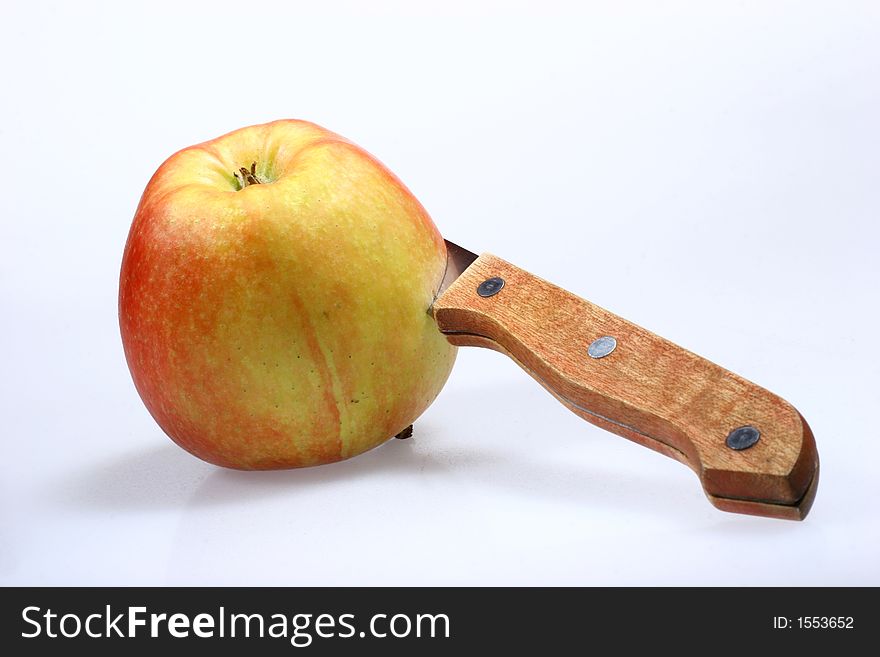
59, 379, 711, 521
54, 427, 473, 513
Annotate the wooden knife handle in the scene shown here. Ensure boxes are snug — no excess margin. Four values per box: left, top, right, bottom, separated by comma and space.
433, 254, 819, 520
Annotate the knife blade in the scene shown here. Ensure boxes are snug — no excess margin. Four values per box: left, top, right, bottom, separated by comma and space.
431, 239, 819, 520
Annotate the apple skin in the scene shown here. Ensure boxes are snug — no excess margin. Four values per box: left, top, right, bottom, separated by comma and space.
119, 120, 456, 469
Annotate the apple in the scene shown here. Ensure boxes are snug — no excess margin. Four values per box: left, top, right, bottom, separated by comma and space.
119, 120, 457, 469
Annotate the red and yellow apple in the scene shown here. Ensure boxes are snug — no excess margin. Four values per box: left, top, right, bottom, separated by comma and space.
119, 120, 456, 469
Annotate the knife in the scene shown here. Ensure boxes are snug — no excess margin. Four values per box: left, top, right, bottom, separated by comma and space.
431, 240, 819, 520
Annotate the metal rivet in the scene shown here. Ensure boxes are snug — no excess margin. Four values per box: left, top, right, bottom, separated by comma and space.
726, 425, 761, 450
477, 277, 505, 297
588, 336, 617, 359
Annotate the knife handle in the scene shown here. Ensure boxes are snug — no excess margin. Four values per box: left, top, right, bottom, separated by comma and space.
433, 254, 819, 520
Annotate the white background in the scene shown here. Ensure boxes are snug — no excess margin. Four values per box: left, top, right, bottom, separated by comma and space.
2, 1, 878, 585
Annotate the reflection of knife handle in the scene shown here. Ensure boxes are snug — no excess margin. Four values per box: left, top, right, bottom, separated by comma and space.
433, 254, 819, 520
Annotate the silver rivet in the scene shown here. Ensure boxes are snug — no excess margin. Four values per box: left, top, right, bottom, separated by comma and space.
477, 277, 505, 297
588, 336, 617, 359
726, 425, 761, 450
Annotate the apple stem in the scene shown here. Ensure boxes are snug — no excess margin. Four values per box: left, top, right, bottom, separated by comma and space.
234, 162, 262, 188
